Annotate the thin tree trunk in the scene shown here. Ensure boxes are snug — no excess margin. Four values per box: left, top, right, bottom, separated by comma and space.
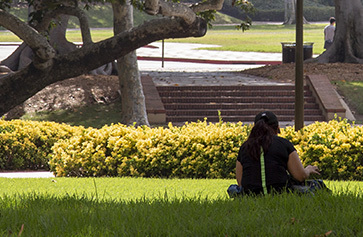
112, 2, 150, 126
284, 0, 308, 25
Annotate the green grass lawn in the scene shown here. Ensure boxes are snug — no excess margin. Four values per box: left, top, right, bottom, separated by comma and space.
21, 101, 123, 129
334, 81, 363, 115
0, 178, 362, 236
167, 23, 326, 55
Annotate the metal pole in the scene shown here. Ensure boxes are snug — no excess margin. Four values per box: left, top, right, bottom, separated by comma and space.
162, 39, 165, 68
295, 0, 304, 131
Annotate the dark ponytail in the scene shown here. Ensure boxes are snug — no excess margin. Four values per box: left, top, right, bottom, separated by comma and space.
242, 118, 276, 161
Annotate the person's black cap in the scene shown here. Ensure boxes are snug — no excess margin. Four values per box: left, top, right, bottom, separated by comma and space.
254, 111, 279, 126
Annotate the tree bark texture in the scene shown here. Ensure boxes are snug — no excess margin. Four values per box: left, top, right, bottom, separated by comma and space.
112, 1, 150, 126
315, 0, 363, 63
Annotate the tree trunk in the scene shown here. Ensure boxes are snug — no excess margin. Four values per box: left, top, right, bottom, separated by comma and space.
112, 2, 150, 126
283, 0, 308, 25
315, 0, 363, 63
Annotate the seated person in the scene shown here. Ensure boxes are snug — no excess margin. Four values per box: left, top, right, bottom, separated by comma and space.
235, 111, 320, 195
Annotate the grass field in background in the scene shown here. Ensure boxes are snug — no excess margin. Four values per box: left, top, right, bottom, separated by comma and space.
0, 23, 326, 54
0, 178, 362, 236
167, 23, 326, 55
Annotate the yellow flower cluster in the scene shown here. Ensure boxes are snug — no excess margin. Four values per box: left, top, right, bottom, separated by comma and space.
2, 118, 363, 180
0, 120, 79, 170
289, 119, 363, 180
50, 121, 251, 178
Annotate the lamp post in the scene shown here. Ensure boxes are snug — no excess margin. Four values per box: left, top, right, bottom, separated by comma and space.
295, 0, 304, 131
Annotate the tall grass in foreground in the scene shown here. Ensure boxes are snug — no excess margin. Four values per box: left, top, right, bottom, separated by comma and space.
0, 178, 362, 236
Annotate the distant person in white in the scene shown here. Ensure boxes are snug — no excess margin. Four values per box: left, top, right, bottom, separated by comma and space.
324, 17, 336, 50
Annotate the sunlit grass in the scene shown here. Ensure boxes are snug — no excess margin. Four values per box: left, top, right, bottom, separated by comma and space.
166, 23, 325, 54
0, 178, 362, 236
0, 178, 362, 201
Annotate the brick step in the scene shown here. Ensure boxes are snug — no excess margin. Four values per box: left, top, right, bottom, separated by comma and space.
156, 85, 303, 91
164, 103, 320, 110
161, 97, 317, 104
166, 109, 323, 117
158, 90, 312, 97
166, 115, 326, 123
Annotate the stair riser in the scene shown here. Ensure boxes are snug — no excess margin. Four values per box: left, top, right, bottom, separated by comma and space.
166, 110, 323, 116
161, 97, 317, 103
164, 104, 320, 110
166, 115, 326, 123
158, 91, 312, 97
156, 85, 309, 91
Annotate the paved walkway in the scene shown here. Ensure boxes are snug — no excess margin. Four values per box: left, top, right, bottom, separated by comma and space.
0, 171, 55, 178
137, 42, 282, 73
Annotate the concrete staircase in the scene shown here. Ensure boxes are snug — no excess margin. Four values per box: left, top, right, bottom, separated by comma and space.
155, 84, 325, 123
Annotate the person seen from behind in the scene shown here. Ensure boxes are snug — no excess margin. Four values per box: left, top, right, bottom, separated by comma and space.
235, 111, 320, 195
324, 17, 336, 50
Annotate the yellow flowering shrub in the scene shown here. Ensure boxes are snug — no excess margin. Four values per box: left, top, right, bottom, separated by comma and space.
2, 118, 363, 180
50, 121, 251, 178
0, 120, 81, 170
289, 119, 363, 180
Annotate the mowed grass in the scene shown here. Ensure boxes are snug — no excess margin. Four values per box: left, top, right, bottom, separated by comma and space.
0, 23, 326, 54
334, 81, 363, 115
0, 178, 363, 236
167, 23, 326, 54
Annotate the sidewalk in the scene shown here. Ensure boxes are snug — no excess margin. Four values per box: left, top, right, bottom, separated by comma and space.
0, 171, 55, 178
136, 42, 282, 72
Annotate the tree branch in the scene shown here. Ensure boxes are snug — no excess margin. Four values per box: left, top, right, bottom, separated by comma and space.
145, 0, 198, 24
190, 0, 224, 13
0, 9, 55, 69
38, 6, 93, 45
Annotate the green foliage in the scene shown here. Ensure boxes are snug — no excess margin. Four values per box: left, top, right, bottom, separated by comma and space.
49, 121, 250, 178
281, 119, 363, 180
303, 6, 335, 22
2, 119, 363, 180
0, 120, 80, 170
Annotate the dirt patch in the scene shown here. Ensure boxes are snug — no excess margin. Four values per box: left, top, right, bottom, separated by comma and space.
242, 63, 363, 83
6, 75, 120, 119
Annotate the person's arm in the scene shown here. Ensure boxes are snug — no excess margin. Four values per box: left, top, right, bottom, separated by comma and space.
287, 151, 320, 182
236, 160, 243, 187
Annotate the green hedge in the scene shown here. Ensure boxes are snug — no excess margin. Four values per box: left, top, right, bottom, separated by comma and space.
0, 120, 80, 170
1, 119, 363, 180
49, 121, 250, 178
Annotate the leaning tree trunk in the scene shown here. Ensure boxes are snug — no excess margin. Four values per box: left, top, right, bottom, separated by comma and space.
315, 0, 363, 63
283, 0, 308, 25
112, 2, 150, 126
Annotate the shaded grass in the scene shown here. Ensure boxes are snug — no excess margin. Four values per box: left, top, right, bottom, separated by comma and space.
21, 101, 123, 129
334, 81, 363, 115
0, 178, 362, 236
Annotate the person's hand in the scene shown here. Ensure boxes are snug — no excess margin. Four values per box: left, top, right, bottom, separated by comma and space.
305, 165, 320, 177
